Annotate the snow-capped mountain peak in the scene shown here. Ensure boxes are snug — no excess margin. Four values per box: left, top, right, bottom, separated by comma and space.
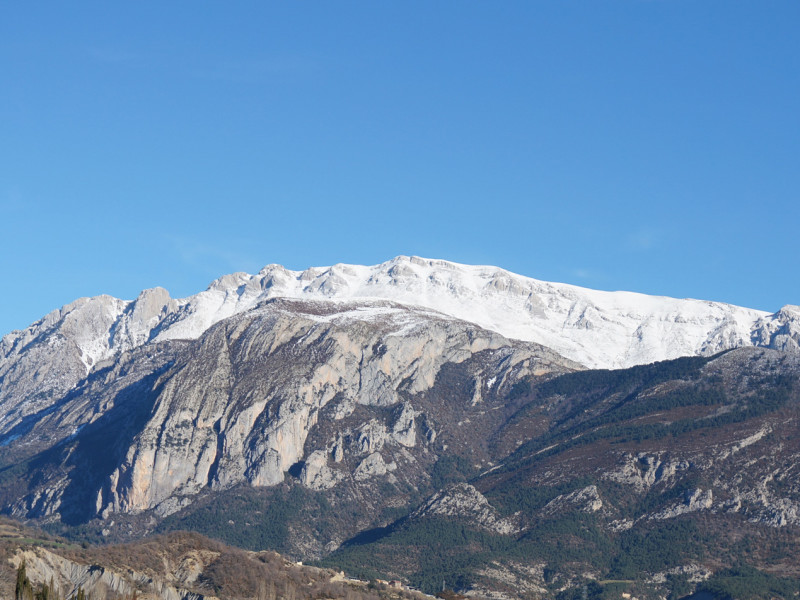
1, 255, 797, 382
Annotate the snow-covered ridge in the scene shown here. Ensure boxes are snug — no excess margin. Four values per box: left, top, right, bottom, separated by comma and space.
2, 255, 799, 373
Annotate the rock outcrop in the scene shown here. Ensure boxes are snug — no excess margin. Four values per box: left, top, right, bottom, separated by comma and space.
412, 483, 520, 535
11, 546, 214, 600
542, 485, 604, 515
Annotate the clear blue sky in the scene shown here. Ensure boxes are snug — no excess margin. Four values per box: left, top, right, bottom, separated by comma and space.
1, 2, 798, 336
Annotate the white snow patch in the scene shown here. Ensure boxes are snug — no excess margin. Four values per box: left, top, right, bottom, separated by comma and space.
4, 255, 783, 372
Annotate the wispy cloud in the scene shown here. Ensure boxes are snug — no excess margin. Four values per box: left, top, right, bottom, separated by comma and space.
626, 228, 659, 250
570, 268, 605, 282
166, 235, 263, 279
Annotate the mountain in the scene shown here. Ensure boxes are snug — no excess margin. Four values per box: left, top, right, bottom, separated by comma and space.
0, 297, 576, 524
2, 257, 800, 599
321, 347, 800, 596
3, 256, 799, 439
6, 257, 800, 371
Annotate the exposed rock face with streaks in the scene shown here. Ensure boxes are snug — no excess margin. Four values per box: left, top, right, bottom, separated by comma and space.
11, 546, 207, 600
411, 483, 520, 535
604, 453, 694, 492
0, 521, 367, 600
0, 297, 575, 523
3, 256, 799, 437
751, 304, 800, 353
315, 347, 800, 599
542, 485, 604, 514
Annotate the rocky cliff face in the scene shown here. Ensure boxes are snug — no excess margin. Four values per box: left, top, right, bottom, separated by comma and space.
319, 347, 800, 597
410, 483, 520, 534
3, 257, 798, 427
11, 545, 210, 600
0, 288, 176, 438
0, 298, 575, 524
473, 347, 800, 532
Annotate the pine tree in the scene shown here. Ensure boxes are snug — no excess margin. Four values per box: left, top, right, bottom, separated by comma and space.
36, 579, 50, 600
15, 561, 26, 600
15, 560, 34, 600
68, 587, 86, 600
49, 576, 60, 600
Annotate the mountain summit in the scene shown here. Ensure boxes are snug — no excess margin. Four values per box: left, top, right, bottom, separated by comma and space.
3, 256, 798, 373
2, 256, 798, 437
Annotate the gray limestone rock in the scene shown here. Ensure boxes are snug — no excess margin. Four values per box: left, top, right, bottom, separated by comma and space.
300, 450, 343, 490
412, 483, 520, 535
3, 297, 573, 520
353, 452, 395, 481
